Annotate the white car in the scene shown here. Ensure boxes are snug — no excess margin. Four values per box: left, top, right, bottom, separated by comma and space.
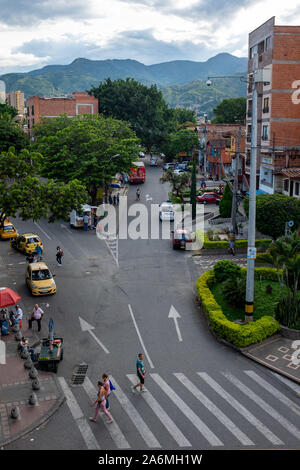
159, 201, 175, 221
139, 151, 145, 158
173, 169, 185, 175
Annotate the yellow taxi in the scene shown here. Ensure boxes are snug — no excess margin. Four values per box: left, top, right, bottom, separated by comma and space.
0, 220, 17, 240
11, 233, 43, 254
25, 262, 56, 296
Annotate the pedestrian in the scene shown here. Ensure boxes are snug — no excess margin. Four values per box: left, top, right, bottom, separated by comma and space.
116, 193, 120, 206
12, 304, 23, 329
88, 214, 93, 231
83, 213, 89, 231
228, 238, 235, 256
130, 353, 146, 393
28, 304, 44, 332
35, 244, 42, 262
26, 253, 35, 263
93, 211, 98, 229
113, 194, 117, 205
109, 192, 113, 205
56, 246, 64, 266
101, 373, 112, 410
89, 381, 113, 424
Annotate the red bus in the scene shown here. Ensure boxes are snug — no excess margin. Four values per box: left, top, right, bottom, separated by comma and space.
129, 161, 146, 183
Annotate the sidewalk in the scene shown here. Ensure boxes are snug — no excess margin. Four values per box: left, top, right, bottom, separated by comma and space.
0, 321, 65, 447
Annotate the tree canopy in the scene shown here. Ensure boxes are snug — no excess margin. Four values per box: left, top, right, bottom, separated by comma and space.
32, 114, 139, 202
0, 147, 88, 225
0, 103, 18, 118
243, 193, 300, 239
0, 112, 29, 153
212, 97, 246, 124
89, 78, 177, 151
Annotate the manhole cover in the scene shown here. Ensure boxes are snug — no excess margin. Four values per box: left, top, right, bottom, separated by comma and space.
71, 363, 89, 385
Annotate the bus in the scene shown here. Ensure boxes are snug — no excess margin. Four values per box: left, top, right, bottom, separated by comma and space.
129, 161, 146, 183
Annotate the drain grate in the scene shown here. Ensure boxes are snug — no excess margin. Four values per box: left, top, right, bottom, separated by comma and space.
71, 363, 89, 385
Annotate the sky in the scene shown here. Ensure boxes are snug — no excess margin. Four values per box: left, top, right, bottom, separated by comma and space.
0, 0, 299, 74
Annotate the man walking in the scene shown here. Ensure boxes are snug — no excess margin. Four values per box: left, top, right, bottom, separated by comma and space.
12, 304, 23, 329
56, 246, 63, 266
130, 353, 146, 393
83, 213, 89, 231
35, 244, 42, 262
28, 304, 44, 332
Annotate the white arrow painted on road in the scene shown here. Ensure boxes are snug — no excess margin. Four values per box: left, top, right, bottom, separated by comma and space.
79, 316, 110, 354
168, 305, 182, 342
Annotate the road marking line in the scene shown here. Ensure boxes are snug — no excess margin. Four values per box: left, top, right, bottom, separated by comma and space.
109, 376, 160, 448
58, 377, 100, 450
244, 370, 300, 416
128, 304, 154, 369
174, 373, 254, 446
224, 371, 300, 440
270, 371, 300, 396
127, 374, 191, 447
83, 377, 130, 449
34, 222, 52, 240
198, 372, 283, 446
150, 373, 223, 447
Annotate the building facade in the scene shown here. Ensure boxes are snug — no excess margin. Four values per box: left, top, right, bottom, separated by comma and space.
26, 92, 98, 134
246, 17, 300, 198
6, 90, 25, 117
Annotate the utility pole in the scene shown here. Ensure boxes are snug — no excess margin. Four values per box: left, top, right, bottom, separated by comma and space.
245, 54, 259, 323
203, 114, 208, 176
231, 126, 241, 235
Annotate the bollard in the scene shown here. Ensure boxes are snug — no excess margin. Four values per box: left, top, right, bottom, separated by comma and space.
24, 358, 33, 369
28, 393, 38, 406
29, 367, 38, 379
21, 349, 29, 359
32, 379, 40, 391
15, 331, 22, 341
11, 406, 20, 420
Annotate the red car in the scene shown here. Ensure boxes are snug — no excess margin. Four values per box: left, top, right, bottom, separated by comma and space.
196, 192, 222, 204
172, 228, 193, 250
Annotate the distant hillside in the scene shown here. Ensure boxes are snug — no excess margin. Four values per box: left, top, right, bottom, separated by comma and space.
0, 53, 247, 116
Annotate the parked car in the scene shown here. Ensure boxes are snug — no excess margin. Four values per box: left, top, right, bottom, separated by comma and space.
0, 220, 17, 240
10, 233, 43, 255
173, 169, 185, 175
25, 261, 56, 296
172, 228, 193, 250
163, 163, 175, 170
160, 153, 165, 157
139, 151, 145, 158
159, 201, 174, 221
196, 192, 222, 204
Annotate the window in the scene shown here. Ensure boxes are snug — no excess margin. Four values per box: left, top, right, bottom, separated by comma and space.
295, 182, 299, 196
258, 41, 264, 55
31, 105, 34, 116
284, 179, 289, 192
263, 97, 269, 113
262, 126, 268, 141
265, 36, 272, 51
249, 45, 257, 59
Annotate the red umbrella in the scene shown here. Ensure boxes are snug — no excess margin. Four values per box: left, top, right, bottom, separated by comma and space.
0, 287, 21, 308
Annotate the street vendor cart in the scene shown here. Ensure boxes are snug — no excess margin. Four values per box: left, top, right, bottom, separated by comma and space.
37, 337, 63, 373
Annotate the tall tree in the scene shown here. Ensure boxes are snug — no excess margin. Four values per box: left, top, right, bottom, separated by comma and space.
32, 114, 139, 203
0, 112, 29, 153
169, 129, 199, 158
190, 160, 197, 220
0, 103, 18, 119
89, 78, 176, 151
212, 97, 246, 124
0, 147, 87, 226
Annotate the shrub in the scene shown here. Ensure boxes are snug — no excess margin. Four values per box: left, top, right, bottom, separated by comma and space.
213, 260, 242, 282
219, 183, 232, 218
222, 276, 246, 309
275, 297, 300, 329
206, 229, 214, 241
196, 270, 280, 348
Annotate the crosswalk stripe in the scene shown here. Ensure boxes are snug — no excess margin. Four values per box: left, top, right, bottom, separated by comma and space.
58, 377, 100, 450
198, 372, 283, 446
127, 374, 191, 448
109, 376, 161, 448
150, 373, 223, 446
83, 377, 130, 449
174, 373, 254, 446
244, 371, 300, 417
271, 372, 300, 396
223, 372, 300, 440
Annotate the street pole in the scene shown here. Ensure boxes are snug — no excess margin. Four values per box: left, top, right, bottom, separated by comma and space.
203, 114, 207, 176
231, 126, 241, 235
245, 54, 258, 323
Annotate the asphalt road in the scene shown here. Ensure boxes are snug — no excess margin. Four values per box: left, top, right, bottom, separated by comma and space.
2, 159, 300, 451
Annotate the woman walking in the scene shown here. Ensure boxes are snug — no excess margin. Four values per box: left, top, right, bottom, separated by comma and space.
89, 381, 113, 424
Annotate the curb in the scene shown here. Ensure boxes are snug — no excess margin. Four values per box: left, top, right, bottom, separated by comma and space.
0, 376, 66, 448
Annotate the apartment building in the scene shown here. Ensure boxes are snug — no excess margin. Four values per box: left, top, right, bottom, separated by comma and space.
246, 17, 300, 197
26, 92, 98, 134
6, 90, 25, 116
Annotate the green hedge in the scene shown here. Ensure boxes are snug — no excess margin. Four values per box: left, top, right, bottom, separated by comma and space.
196, 269, 280, 348
195, 230, 272, 250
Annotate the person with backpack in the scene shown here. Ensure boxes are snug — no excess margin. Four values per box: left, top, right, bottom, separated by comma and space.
101, 373, 116, 410
56, 246, 64, 266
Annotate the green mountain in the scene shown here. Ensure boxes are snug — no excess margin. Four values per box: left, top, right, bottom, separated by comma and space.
0, 53, 247, 116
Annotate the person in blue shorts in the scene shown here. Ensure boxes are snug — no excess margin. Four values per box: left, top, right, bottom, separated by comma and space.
130, 353, 146, 393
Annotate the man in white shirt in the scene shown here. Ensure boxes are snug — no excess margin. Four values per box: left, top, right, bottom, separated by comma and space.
13, 305, 23, 329
28, 304, 44, 332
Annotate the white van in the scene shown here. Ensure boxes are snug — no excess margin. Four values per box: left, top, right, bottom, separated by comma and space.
69, 204, 98, 228
159, 201, 175, 222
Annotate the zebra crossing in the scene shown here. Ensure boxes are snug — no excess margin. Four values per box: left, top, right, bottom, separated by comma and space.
60, 369, 300, 450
